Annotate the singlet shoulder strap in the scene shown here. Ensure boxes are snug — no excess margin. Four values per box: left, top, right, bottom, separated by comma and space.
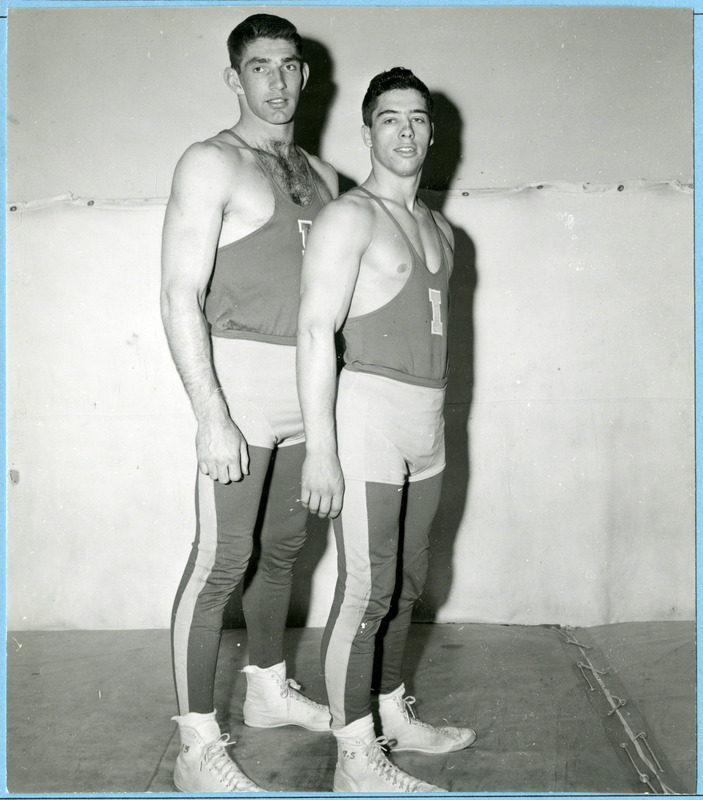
219, 129, 253, 151
219, 130, 325, 206
218, 129, 276, 187
357, 187, 449, 273
297, 147, 327, 205
356, 186, 421, 262
418, 198, 451, 272
218, 129, 289, 202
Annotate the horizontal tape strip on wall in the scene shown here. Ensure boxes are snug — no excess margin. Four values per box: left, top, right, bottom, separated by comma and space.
6, 179, 692, 212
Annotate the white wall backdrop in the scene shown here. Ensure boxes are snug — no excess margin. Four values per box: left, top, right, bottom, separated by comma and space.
6, 183, 694, 629
7, 5, 692, 200
5, 5, 694, 630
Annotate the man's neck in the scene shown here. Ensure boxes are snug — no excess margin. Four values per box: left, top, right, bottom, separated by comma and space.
233, 119, 295, 154
363, 170, 421, 213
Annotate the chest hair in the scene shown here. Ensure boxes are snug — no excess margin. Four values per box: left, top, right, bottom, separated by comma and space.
254, 142, 317, 207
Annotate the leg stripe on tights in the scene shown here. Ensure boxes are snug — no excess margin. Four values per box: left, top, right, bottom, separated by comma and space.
172, 476, 218, 714
324, 481, 373, 727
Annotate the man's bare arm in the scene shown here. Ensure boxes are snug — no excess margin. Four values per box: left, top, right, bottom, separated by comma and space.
297, 199, 371, 518
304, 152, 340, 201
433, 210, 455, 277
160, 143, 249, 483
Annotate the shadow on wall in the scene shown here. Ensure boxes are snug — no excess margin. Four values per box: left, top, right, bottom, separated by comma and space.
422, 91, 465, 192
296, 38, 335, 159
413, 227, 477, 624
297, 37, 356, 194
414, 91, 477, 624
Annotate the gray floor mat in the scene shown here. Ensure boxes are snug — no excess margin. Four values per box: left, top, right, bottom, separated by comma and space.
6, 621, 695, 794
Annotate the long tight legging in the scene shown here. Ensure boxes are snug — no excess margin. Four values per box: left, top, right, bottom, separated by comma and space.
322, 471, 444, 729
171, 442, 308, 714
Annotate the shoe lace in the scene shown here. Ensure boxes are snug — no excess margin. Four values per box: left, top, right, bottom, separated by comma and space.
279, 677, 324, 709
364, 735, 428, 792
202, 734, 258, 791
401, 695, 455, 738
402, 695, 419, 720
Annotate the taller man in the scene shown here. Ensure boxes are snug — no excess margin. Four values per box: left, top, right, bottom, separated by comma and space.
298, 67, 475, 793
161, 14, 337, 793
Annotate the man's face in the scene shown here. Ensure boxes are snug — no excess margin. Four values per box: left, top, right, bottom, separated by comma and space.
234, 37, 308, 125
362, 88, 433, 177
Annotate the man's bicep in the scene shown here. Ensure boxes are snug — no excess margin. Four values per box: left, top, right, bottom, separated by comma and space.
161, 210, 219, 302
301, 209, 365, 330
299, 258, 353, 332
162, 150, 227, 296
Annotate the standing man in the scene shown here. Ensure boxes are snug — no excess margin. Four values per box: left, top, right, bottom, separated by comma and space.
161, 14, 337, 793
297, 67, 475, 793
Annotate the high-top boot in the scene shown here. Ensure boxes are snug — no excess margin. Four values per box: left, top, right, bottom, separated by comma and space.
333, 713, 447, 793
242, 661, 331, 731
172, 711, 265, 793
379, 683, 477, 754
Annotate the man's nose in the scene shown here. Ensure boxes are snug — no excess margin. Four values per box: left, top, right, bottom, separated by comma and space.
270, 69, 286, 89
399, 121, 415, 138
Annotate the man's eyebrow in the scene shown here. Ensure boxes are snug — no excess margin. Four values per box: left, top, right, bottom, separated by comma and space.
376, 108, 430, 117
243, 55, 301, 68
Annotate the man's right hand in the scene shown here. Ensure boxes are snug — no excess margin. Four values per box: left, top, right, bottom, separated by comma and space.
196, 418, 250, 483
301, 451, 345, 519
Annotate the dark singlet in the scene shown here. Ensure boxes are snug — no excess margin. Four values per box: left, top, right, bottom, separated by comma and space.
341, 187, 451, 389
204, 130, 327, 345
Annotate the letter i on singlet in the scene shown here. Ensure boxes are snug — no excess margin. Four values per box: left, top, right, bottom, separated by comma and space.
298, 220, 312, 256
429, 288, 443, 335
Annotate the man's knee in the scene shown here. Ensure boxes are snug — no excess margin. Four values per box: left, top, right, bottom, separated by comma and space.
200, 544, 254, 599
356, 589, 395, 637
400, 554, 430, 602
258, 525, 307, 574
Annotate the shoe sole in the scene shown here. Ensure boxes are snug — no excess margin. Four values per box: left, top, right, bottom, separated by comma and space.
333, 774, 355, 792
174, 773, 264, 792
390, 731, 477, 755
333, 773, 447, 793
244, 718, 330, 732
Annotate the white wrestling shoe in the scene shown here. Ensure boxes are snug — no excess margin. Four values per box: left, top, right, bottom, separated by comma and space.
379, 683, 477, 754
172, 711, 265, 793
333, 713, 447, 793
242, 661, 331, 731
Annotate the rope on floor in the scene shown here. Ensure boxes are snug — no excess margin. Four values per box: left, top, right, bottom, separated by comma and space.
553, 626, 680, 795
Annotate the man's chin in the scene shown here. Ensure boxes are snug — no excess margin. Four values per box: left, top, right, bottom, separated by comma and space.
260, 104, 297, 125
392, 163, 426, 178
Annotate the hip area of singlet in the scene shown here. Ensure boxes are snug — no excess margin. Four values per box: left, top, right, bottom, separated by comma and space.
211, 337, 297, 404
338, 367, 446, 409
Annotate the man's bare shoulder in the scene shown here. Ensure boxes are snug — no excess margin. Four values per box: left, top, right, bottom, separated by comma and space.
429, 208, 455, 251
313, 188, 376, 230
175, 134, 251, 185
299, 149, 339, 198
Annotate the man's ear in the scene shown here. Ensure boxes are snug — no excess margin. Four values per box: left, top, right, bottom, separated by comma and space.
430, 121, 435, 147
361, 124, 372, 148
301, 62, 310, 91
223, 66, 244, 96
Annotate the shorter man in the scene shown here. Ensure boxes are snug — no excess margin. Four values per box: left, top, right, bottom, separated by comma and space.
297, 67, 475, 794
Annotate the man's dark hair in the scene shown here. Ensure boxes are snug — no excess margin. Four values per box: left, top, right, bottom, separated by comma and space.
227, 14, 303, 72
362, 67, 433, 128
